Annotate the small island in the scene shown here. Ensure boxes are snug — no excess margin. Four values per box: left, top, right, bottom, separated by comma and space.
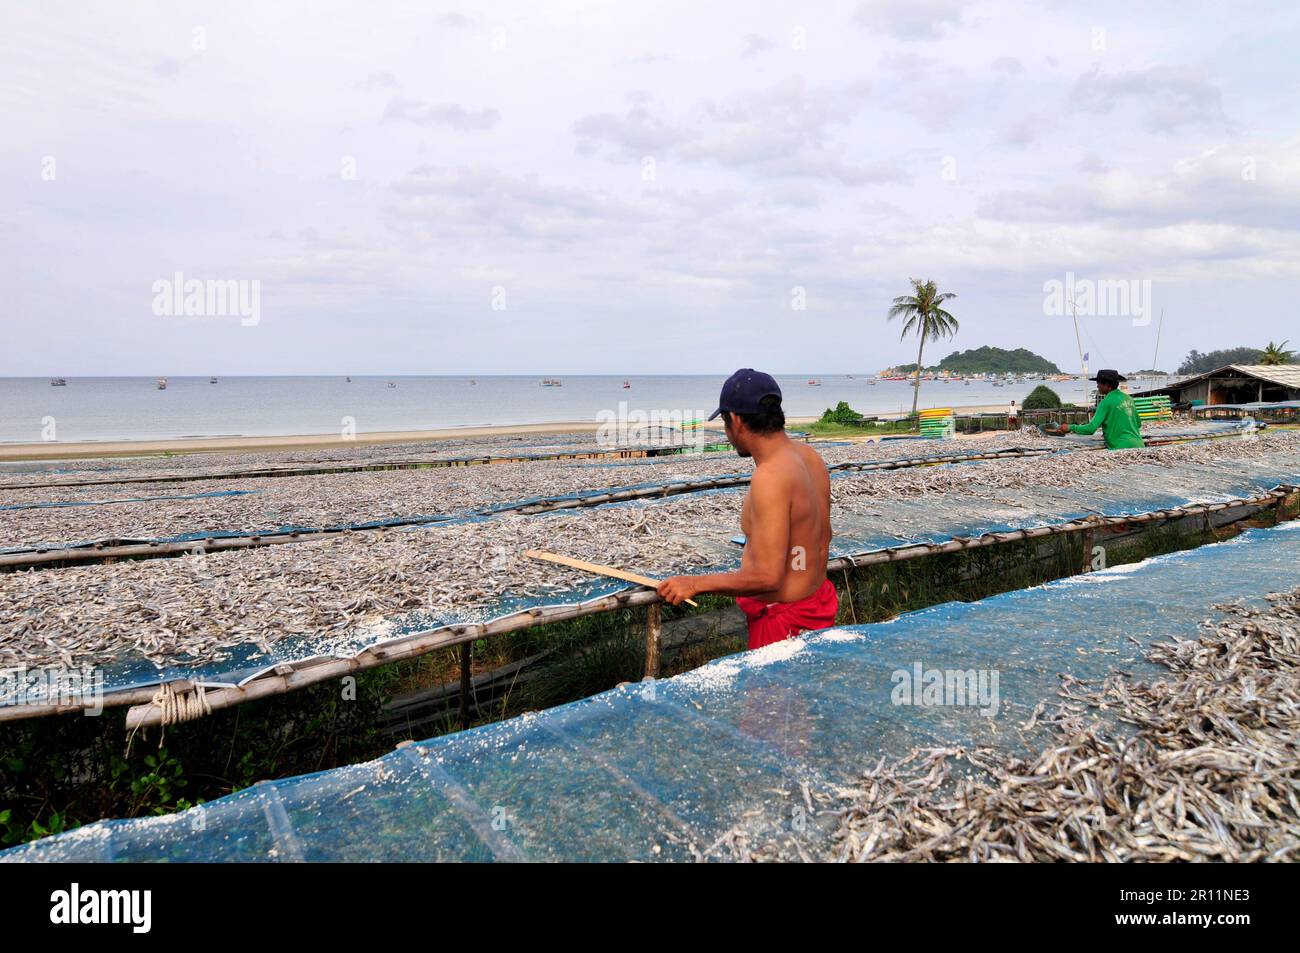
889, 346, 1063, 376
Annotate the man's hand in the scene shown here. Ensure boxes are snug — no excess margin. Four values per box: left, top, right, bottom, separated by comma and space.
1043, 423, 1070, 436
657, 575, 699, 606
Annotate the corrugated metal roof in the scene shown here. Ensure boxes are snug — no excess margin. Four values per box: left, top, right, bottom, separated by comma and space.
1132, 363, 1300, 396
1231, 364, 1300, 387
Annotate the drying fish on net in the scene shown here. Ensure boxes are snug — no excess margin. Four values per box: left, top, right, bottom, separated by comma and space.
0, 503, 730, 670
0, 432, 1059, 551
0, 431, 615, 489
832, 430, 1300, 510
704, 587, 1300, 863
2, 430, 1290, 674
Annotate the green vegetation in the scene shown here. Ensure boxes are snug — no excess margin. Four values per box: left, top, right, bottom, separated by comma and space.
819, 400, 865, 425
1177, 347, 1263, 374
1260, 340, 1293, 366
1174, 343, 1297, 374
809, 401, 917, 435
1022, 385, 1063, 410
895, 346, 1060, 375
937, 346, 1060, 375
887, 278, 959, 418
808, 418, 918, 436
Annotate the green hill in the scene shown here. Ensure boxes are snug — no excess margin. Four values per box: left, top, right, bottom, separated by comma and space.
1177, 348, 1263, 375
896, 347, 1061, 375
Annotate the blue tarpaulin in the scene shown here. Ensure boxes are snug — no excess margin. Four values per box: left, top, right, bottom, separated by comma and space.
5, 520, 1296, 862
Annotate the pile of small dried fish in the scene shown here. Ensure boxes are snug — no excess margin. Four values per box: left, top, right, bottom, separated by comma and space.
1, 429, 1290, 673
834, 429, 1300, 509
0, 432, 1058, 550
0, 431, 611, 488
0, 505, 727, 669
714, 587, 1300, 862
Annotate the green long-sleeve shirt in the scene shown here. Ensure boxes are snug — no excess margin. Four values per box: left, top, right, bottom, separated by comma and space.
1069, 389, 1145, 449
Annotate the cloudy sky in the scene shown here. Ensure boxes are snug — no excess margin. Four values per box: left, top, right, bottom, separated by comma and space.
3, 0, 1297, 376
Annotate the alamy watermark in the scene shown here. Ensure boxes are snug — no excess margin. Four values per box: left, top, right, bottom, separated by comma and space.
891, 661, 1000, 717
1043, 271, 1152, 327
49, 883, 150, 933
152, 271, 261, 326
2, 664, 104, 715
595, 402, 714, 448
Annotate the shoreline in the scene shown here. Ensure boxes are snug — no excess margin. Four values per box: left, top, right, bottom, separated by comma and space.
0, 404, 1018, 461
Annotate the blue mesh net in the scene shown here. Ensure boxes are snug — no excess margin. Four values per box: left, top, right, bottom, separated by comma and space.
4, 520, 1296, 862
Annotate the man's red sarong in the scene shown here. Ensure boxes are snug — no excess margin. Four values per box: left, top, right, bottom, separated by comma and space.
735, 578, 839, 650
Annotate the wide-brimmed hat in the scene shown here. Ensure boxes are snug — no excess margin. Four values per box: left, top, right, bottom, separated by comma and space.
1088, 369, 1126, 387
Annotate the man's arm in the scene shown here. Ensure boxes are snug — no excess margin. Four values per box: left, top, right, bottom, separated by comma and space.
658, 470, 790, 605
1069, 393, 1110, 436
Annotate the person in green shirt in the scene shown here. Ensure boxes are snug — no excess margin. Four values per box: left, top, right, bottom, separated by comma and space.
1045, 369, 1145, 449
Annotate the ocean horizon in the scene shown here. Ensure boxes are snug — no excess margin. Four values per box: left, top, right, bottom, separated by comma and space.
1, 374, 1094, 443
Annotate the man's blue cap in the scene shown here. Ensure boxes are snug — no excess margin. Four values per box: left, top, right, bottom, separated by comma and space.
708, 368, 783, 420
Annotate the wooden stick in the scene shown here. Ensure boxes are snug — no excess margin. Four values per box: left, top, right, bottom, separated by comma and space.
645, 603, 662, 679
459, 641, 473, 729
523, 550, 699, 606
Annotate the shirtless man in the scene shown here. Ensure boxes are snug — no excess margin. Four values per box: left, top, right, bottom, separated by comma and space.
658, 369, 837, 650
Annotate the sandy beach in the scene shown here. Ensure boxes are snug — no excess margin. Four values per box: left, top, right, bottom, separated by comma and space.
0, 405, 1019, 461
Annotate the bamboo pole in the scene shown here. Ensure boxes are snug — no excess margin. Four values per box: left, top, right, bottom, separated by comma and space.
523, 550, 699, 607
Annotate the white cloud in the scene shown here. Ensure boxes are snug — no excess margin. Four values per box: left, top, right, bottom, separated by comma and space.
1, 0, 1296, 375
382, 97, 501, 131
854, 0, 966, 40
1068, 66, 1232, 134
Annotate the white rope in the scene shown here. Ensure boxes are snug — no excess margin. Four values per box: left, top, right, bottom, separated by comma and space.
150, 681, 213, 726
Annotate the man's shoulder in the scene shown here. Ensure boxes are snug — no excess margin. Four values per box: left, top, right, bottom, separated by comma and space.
791, 440, 829, 472
753, 447, 817, 486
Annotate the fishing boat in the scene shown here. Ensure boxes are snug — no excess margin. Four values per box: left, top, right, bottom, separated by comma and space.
807, 379, 822, 386
346, 376, 352, 382
622, 380, 631, 389
387, 381, 397, 388
541, 378, 563, 387
49, 377, 66, 387
156, 378, 167, 390
209, 376, 218, 384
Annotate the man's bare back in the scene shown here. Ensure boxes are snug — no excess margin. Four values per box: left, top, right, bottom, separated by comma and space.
740, 441, 831, 602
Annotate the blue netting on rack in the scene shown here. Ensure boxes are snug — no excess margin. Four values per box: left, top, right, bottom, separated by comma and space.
0, 444, 1045, 553
5, 520, 1296, 863
0, 422, 1251, 557
4, 442, 1296, 705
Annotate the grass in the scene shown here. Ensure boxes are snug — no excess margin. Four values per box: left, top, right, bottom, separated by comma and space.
805, 417, 919, 437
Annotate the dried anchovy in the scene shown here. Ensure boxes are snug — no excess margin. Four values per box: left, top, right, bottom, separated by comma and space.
709, 587, 1300, 863
1, 429, 1288, 672
0, 506, 729, 670
0, 431, 1060, 550
834, 430, 1300, 510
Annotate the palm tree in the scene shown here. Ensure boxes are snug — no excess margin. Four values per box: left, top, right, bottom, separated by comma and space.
1259, 340, 1292, 366
887, 278, 959, 418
